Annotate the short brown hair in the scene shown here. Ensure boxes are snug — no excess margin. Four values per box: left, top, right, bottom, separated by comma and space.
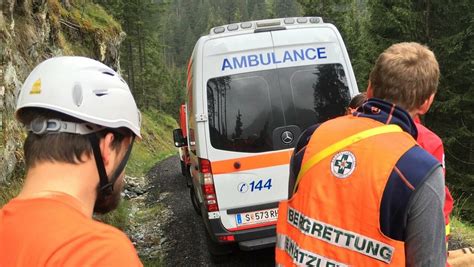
369, 42, 439, 111
21, 108, 130, 169
348, 92, 368, 109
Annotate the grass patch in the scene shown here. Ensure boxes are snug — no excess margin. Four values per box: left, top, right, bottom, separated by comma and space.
59, 0, 121, 36
126, 109, 178, 177
94, 199, 131, 231
46, 0, 122, 56
450, 215, 474, 247
99, 108, 177, 239
450, 196, 474, 249
133, 203, 166, 266
0, 162, 25, 206
0, 176, 24, 207
134, 204, 163, 222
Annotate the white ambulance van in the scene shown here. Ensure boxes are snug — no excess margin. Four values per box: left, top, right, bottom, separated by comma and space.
173, 17, 358, 256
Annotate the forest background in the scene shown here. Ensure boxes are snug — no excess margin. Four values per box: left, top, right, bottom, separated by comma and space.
92, 0, 473, 222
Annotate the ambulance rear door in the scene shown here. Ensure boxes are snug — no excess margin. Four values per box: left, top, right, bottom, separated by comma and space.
202, 31, 291, 232
271, 25, 357, 130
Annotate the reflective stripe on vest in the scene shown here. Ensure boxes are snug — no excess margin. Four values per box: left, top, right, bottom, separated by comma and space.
446, 223, 451, 236
276, 233, 349, 267
285, 207, 394, 263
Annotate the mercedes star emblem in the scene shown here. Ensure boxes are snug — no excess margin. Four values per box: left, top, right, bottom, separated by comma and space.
281, 130, 294, 144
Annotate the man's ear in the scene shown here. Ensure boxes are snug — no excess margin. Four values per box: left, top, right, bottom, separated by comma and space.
417, 94, 435, 115
99, 132, 116, 167
366, 81, 373, 98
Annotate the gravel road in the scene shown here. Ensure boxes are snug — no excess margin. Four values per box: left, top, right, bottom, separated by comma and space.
135, 155, 468, 266
147, 155, 275, 266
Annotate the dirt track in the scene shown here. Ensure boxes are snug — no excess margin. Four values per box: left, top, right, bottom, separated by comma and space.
146, 155, 275, 266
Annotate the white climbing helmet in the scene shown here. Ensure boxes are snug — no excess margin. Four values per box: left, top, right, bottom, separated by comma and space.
15, 56, 141, 138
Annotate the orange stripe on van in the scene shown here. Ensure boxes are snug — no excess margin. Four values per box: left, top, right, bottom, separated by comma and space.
211, 150, 293, 175
186, 57, 193, 76
186, 58, 193, 91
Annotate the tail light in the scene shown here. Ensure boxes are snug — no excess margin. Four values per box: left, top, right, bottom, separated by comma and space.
199, 158, 219, 212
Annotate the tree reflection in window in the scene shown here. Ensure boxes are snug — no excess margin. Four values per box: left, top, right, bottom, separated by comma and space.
207, 74, 274, 153
311, 64, 350, 122
207, 64, 351, 153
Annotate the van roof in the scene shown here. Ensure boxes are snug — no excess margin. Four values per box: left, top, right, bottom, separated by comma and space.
209, 17, 324, 37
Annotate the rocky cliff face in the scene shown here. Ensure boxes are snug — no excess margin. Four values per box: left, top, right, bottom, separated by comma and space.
0, 0, 123, 182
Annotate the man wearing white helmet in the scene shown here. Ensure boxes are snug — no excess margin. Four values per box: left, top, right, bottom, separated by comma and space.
0, 57, 143, 266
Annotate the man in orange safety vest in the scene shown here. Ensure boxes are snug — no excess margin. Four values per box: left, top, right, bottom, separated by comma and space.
276, 42, 446, 266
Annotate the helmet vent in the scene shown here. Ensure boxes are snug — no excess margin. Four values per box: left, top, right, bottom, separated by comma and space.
93, 89, 109, 97
102, 71, 115, 76
72, 83, 83, 107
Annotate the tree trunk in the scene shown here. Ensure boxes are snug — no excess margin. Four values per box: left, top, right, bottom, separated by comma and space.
425, 0, 431, 43
126, 35, 135, 93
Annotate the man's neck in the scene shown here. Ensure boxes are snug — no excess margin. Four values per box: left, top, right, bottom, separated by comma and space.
18, 161, 98, 217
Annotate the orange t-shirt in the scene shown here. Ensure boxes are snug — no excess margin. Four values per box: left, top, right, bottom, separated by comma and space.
0, 192, 143, 267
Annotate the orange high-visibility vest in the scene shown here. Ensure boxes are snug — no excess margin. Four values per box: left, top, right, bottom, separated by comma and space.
276, 115, 417, 266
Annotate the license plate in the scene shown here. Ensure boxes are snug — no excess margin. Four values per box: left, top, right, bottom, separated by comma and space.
235, 208, 278, 226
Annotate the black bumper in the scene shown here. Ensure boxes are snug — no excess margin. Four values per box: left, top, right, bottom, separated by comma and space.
204, 216, 276, 251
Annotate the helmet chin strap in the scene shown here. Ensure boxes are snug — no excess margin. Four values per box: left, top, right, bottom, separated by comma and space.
88, 134, 135, 195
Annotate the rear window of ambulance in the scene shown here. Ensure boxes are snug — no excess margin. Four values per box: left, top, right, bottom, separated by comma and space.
207, 70, 277, 153
207, 64, 350, 153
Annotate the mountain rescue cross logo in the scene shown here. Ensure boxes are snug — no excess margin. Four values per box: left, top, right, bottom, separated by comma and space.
331, 151, 356, 178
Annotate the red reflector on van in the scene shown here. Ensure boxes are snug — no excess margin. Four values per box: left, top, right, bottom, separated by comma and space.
218, 235, 235, 242
203, 184, 215, 195
199, 158, 212, 173
198, 157, 219, 212
208, 204, 219, 212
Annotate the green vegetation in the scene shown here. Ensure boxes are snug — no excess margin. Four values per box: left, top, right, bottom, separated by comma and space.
63, 0, 121, 33
450, 196, 474, 247
131, 202, 166, 266
126, 109, 178, 177
96, 0, 302, 118
95, 199, 131, 231
0, 175, 24, 207
2, 108, 177, 227
48, 0, 121, 57
95, 109, 176, 265
98, 199, 168, 265
297, 0, 474, 223
93, 0, 186, 117
0, 157, 25, 205
3, 2, 177, 265
451, 216, 474, 248
160, 0, 302, 67
97, 0, 473, 223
